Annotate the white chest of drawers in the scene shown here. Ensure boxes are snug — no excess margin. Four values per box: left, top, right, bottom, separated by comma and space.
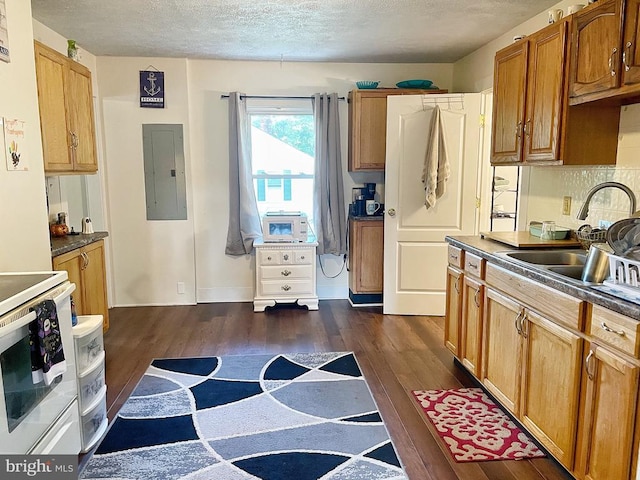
253, 240, 319, 312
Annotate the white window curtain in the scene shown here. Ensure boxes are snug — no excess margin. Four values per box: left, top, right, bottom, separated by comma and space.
312, 93, 347, 255
225, 92, 262, 255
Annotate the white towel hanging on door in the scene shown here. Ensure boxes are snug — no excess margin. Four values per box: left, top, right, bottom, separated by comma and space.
422, 105, 450, 209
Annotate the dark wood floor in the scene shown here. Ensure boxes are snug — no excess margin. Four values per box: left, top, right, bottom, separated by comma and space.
99, 300, 574, 480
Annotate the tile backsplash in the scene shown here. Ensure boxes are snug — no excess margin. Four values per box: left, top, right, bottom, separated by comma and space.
525, 104, 640, 231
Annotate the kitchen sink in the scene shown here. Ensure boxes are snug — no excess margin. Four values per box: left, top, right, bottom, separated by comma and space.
495, 248, 601, 285
502, 250, 587, 266
546, 265, 585, 280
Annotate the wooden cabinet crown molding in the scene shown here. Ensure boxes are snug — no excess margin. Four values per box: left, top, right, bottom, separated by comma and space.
34, 40, 98, 174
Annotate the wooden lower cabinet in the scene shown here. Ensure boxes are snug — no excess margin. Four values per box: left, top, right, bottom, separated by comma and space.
444, 266, 463, 356
461, 275, 484, 377
445, 242, 640, 479
482, 288, 523, 414
575, 343, 640, 480
520, 310, 583, 467
482, 286, 583, 468
348, 219, 383, 294
53, 240, 109, 332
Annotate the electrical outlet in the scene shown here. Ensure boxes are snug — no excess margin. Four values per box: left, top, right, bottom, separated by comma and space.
562, 196, 571, 215
599, 220, 613, 229
177, 282, 186, 294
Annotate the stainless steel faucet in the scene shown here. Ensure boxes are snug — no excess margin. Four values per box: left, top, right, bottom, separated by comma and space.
576, 181, 637, 220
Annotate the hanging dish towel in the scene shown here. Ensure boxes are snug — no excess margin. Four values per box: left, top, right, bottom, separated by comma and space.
422, 105, 450, 209
29, 299, 66, 386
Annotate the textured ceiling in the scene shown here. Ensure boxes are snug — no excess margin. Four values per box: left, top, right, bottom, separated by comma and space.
31, 0, 560, 63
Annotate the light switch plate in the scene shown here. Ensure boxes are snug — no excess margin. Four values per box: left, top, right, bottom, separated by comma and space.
562, 196, 571, 215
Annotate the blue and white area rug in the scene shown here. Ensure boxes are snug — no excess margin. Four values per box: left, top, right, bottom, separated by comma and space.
81, 352, 407, 480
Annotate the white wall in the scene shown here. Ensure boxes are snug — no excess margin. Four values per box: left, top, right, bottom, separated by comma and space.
96, 58, 454, 305
0, 0, 50, 271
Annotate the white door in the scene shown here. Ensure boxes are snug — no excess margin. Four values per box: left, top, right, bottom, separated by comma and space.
383, 93, 482, 315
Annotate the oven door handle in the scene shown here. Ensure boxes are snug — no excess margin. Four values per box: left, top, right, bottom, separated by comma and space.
0, 310, 37, 336
0, 283, 76, 336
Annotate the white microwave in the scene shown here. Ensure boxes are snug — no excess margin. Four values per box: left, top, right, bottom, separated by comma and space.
262, 211, 308, 243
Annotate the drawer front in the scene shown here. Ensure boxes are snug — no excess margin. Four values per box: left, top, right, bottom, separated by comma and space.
486, 263, 584, 331
259, 250, 285, 265
260, 280, 313, 296
590, 305, 640, 358
464, 252, 485, 279
260, 264, 312, 280
448, 245, 464, 268
293, 248, 314, 265
74, 328, 105, 373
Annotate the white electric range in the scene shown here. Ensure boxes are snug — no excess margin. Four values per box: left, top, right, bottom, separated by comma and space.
0, 271, 81, 454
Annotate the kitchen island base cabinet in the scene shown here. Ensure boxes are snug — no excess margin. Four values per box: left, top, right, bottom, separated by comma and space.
53, 240, 109, 332
253, 241, 319, 312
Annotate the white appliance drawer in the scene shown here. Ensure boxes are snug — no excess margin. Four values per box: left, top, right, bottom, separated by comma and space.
259, 280, 314, 296
260, 264, 312, 280
30, 400, 80, 455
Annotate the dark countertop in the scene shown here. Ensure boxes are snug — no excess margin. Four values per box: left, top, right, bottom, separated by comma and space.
349, 215, 384, 221
446, 235, 640, 320
51, 231, 109, 257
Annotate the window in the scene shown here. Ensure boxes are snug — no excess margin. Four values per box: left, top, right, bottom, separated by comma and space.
248, 100, 315, 227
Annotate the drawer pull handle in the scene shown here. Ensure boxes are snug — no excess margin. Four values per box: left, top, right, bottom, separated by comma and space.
283, 254, 289, 261
267, 256, 272, 261
281, 270, 291, 277
450, 254, 458, 261
468, 262, 478, 271
600, 322, 625, 336
281, 285, 291, 291
300, 255, 305, 260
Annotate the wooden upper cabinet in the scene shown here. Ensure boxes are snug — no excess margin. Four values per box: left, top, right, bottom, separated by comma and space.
491, 21, 620, 166
492, 22, 569, 165
348, 87, 447, 171
34, 41, 98, 174
569, 0, 624, 99
491, 40, 527, 164
523, 24, 567, 163
35, 42, 73, 172
623, 0, 640, 85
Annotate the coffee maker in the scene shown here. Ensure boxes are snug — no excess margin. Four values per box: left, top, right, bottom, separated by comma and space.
351, 183, 378, 217
351, 187, 366, 216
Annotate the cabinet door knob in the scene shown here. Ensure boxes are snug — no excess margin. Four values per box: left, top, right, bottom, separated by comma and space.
267, 256, 272, 261
283, 254, 289, 261
387, 208, 396, 217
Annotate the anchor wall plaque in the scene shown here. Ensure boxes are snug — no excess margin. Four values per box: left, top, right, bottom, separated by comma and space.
140, 70, 164, 108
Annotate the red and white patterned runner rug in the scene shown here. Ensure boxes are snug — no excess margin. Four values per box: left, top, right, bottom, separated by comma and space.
412, 387, 546, 463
